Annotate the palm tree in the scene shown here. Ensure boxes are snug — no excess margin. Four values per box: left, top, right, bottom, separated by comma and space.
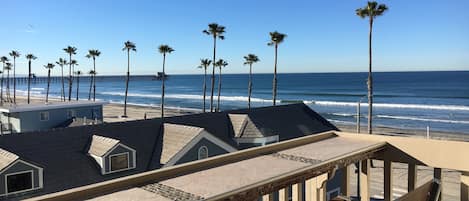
203, 23, 225, 112
4, 63, 12, 102
0, 56, 9, 104
63, 46, 77, 101
75, 70, 82, 100
86, 49, 101, 101
243, 54, 260, 109
9, 50, 20, 104
56, 58, 67, 101
197, 59, 211, 113
88, 70, 96, 100
122, 41, 136, 117
26, 54, 37, 104
44, 63, 55, 103
158, 45, 174, 119
214, 59, 228, 112
356, 1, 388, 134
268, 31, 286, 106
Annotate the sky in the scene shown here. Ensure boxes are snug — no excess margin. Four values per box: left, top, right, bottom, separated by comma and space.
1, 0, 468, 76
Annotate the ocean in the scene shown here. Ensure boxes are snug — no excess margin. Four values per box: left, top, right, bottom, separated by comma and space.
12, 71, 469, 134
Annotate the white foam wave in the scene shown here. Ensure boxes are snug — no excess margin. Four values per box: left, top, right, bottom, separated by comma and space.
31, 87, 45, 91
309, 100, 469, 111
331, 113, 356, 117
108, 100, 202, 112
377, 115, 469, 124
101, 92, 273, 103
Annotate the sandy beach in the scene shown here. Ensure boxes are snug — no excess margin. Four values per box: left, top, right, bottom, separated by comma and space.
3, 95, 467, 200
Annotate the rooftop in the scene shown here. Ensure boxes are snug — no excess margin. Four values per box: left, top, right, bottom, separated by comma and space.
0, 100, 108, 113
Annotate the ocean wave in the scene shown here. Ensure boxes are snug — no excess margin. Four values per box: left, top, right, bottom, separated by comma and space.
31, 87, 45, 91
308, 100, 469, 111
327, 119, 355, 125
377, 115, 469, 124
331, 113, 356, 117
108, 100, 202, 112
101, 92, 274, 103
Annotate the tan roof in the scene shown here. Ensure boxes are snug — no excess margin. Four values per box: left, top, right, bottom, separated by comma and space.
88, 135, 120, 157
228, 114, 264, 138
160, 123, 204, 164
0, 148, 19, 171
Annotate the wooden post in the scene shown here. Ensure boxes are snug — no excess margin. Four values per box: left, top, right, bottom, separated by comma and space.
384, 160, 393, 201
305, 178, 316, 201
408, 163, 417, 192
292, 182, 304, 201
262, 193, 274, 201
461, 172, 469, 201
359, 160, 370, 201
279, 186, 290, 201
341, 165, 352, 197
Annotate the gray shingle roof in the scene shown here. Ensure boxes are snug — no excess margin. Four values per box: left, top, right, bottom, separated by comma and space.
0, 148, 19, 171
0, 103, 336, 200
160, 123, 204, 164
228, 114, 265, 138
88, 135, 120, 157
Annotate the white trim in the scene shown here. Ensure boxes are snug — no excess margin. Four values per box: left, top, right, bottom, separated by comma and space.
197, 146, 208, 160
235, 135, 279, 145
4, 170, 34, 195
164, 130, 237, 167
0, 159, 43, 175
0, 101, 108, 113
39, 112, 49, 121
108, 152, 131, 174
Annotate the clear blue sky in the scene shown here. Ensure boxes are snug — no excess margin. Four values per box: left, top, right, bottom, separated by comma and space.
1, 0, 468, 75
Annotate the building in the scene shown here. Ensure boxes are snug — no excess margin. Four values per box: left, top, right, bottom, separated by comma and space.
0, 101, 107, 134
29, 131, 469, 201
0, 103, 337, 200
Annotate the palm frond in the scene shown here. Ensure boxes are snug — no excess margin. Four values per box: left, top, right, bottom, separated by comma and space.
26, 54, 37, 60
158, 45, 175, 54
44, 63, 55, 69
0, 56, 9, 63
268, 31, 287, 45
9, 50, 21, 58
63, 46, 77, 54
123, 41, 137, 52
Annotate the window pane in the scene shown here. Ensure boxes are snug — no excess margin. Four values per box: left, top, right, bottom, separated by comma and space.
7, 172, 33, 193
198, 146, 208, 159
110, 153, 129, 171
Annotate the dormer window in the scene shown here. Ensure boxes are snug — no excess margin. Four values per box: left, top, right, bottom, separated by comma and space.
0, 148, 43, 196
87, 135, 136, 175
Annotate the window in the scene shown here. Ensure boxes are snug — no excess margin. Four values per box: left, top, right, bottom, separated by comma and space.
198, 146, 208, 160
39, 112, 49, 121
67, 110, 76, 118
6, 171, 33, 194
110, 152, 129, 172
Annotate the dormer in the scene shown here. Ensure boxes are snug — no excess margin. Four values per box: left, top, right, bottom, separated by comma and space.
228, 114, 279, 147
88, 135, 136, 175
0, 148, 43, 197
161, 123, 237, 167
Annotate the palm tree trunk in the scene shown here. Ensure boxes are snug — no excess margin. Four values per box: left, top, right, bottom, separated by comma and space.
27, 60, 31, 104
248, 64, 252, 109
46, 69, 51, 103
210, 36, 216, 112
13, 57, 16, 104
123, 50, 130, 117
273, 44, 278, 106
61, 66, 65, 101
217, 67, 222, 112
1, 64, 4, 105
202, 68, 207, 113
367, 18, 373, 135
68, 54, 72, 101
93, 58, 96, 101
161, 54, 166, 119
88, 75, 93, 100
6, 71, 10, 102
76, 74, 80, 100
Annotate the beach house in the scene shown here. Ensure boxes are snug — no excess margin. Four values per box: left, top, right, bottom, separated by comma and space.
0, 101, 107, 134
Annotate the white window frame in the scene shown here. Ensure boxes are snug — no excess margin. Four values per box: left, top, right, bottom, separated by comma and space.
67, 109, 76, 118
39, 112, 49, 121
108, 152, 130, 173
198, 146, 208, 160
4, 170, 34, 195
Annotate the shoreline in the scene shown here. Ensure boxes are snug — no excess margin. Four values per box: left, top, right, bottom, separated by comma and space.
4, 95, 468, 141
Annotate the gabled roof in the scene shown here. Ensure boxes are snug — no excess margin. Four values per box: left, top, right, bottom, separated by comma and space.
88, 135, 120, 157
160, 123, 204, 164
0, 148, 19, 171
228, 114, 265, 138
